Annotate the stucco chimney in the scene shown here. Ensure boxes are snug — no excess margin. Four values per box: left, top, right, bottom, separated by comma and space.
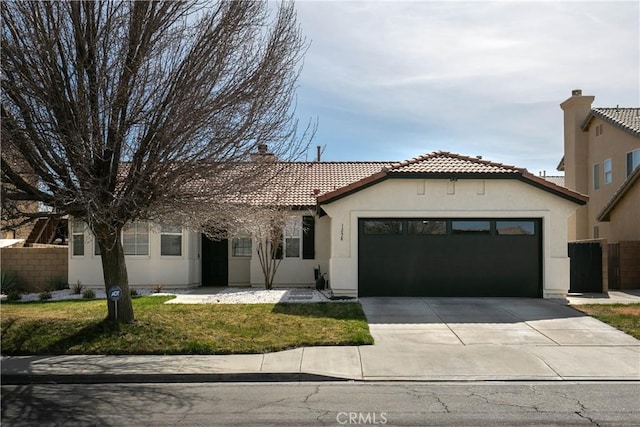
251, 143, 276, 162
560, 89, 593, 240
560, 89, 594, 193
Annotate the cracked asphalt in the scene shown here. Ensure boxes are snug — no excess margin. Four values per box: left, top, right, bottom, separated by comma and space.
3, 381, 639, 426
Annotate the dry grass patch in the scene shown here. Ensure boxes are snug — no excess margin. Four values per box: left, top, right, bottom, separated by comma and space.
573, 303, 640, 339
1, 296, 373, 355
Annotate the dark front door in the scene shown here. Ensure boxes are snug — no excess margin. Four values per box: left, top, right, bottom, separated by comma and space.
202, 236, 228, 286
358, 218, 542, 297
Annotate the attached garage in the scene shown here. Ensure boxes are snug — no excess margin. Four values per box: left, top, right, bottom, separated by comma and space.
358, 218, 541, 297
318, 151, 588, 299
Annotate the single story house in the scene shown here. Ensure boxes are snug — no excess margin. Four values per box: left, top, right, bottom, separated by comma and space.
69, 151, 587, 298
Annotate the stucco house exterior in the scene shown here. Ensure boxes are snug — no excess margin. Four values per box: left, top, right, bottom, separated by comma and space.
598, 166, 640, 242
558, 89, 640, 242
69, 150, 587, 299
558, 89, 640, 289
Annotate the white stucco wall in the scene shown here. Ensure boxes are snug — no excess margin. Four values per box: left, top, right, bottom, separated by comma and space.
229, 256, 251, 284
248, 214, 330, 287
69, 215, 331, 289
320, 178, 580, 298
68, 225, 200, 289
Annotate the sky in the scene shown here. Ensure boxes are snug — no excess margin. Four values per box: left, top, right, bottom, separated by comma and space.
291, 0, 639, 174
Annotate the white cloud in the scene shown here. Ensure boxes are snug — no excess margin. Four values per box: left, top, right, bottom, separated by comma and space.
293, 1, 639, 171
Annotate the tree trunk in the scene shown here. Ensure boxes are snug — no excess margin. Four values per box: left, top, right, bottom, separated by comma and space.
256, 238, 280, 290
98, 230, 135, 323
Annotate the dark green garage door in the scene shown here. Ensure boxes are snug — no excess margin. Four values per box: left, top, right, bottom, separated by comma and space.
358, 218, 542, 297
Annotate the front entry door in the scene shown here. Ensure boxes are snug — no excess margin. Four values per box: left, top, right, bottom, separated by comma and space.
201, 236, 228, 286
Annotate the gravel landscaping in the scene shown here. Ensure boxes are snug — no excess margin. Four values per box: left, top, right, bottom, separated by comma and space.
167, 288, 335, 304
1, 287, 345, 304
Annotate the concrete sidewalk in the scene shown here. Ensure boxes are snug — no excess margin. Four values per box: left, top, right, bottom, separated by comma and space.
2, 341, 639, 384
2, 294, 639, 384
565, 289, 640, 305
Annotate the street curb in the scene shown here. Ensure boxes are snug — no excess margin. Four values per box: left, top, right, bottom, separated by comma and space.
0, 372, 350, 385
4, 373, 639, 385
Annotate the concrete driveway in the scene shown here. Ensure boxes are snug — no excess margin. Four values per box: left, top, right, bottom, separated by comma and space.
358, 297, 640, 380
3, 296, 639, 383
360, 297, 639, 346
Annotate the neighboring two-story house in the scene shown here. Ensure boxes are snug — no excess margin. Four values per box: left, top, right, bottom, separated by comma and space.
559, 89, 640, 288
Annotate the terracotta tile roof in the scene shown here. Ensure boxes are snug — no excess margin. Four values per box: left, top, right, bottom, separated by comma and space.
387, 151, 522, 174
541, 175, 565, 188
317, 151, 587, 205
240, 161, 391, 207
582, 108, 640, 137
558, 107, 639, 174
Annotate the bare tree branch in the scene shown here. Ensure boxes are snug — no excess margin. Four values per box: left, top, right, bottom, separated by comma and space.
1, 0, 311, 322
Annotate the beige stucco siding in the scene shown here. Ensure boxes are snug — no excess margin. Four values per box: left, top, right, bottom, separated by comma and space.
586, 120, 640, 240
68, 227, 200, 288
321, 178, 579, 298
69, 216, 331, 289
229, 256, 251, 284
608, 180, 640, 242
248, 214, 330, 287
561, 92, 640, 241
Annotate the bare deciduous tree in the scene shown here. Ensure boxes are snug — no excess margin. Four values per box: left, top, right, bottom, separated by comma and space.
1, 0, 310, 322
248, 207, 289, 290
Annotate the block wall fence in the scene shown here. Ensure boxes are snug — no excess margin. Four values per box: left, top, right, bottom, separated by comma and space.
1, 246, 68, 292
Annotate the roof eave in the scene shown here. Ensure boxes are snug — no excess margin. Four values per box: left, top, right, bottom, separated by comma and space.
597, 167, 640, 222
518, 172, 588, 205
581, 109, 640, 137
318, 170, 588, 206
316, 170, 388, 205
580, 111, 597, 131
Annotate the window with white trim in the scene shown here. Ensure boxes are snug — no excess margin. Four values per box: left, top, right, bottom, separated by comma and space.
123, 221, 149, 256
72, 220, 85, 256
604, 158, 612, 184
627, 149, 640, 177
160, 225, 182, 256
284, 217, 301, 258
232, 237, 252, 257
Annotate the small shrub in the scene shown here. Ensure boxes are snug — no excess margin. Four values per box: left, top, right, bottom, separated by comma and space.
49, 276, 69, 291
6, 290, 22, 301
130, 288, 139, 297
1, 270, 20, 294
82, 289, 96, 299
39, 291, 52, 301
153, 284, 164, 293
71, 281, 84, 295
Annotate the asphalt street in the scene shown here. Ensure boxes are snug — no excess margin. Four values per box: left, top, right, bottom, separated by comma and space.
2, 381, 639, 426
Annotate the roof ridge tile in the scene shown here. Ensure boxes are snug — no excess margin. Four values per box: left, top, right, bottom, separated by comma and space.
582, 107, 640, 136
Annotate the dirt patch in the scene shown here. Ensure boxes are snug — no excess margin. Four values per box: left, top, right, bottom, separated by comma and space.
611, 305, 640, 316
577, 305, 640, 317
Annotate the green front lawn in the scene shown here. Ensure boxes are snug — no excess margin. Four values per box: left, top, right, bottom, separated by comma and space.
0, 296, 373, 355
573, 303, 640, 339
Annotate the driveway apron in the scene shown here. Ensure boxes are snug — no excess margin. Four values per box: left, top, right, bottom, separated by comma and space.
358, 297, 640, 380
